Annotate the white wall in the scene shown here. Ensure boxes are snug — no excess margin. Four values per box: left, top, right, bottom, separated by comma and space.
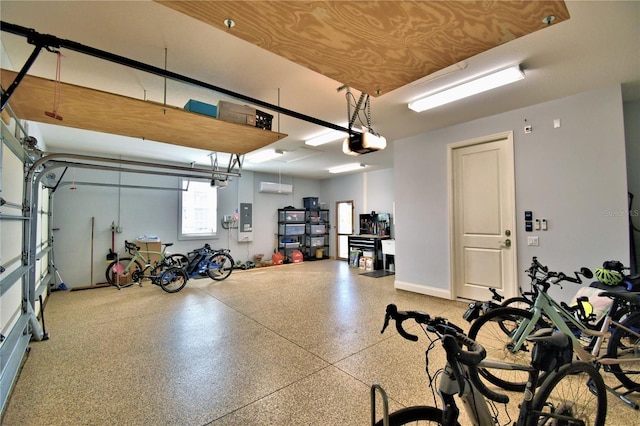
50, 163, 323, 287
394, 85, 630, 303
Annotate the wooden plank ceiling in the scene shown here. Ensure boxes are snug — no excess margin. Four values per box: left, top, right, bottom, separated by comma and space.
1, 70, 287, 155
156, 1, 570, 97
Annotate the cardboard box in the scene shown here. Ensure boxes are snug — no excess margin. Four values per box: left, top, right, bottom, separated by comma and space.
184, 99, 217, 118
217, 100, 256, 126
136, 240, 162, 264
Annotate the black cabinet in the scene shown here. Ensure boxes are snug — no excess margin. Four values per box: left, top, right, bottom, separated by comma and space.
348, 235, 389, 270
277, 208, 330, 261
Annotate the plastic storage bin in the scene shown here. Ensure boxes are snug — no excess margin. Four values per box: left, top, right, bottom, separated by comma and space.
303, 197, 319, 209
307, 224, 326, 235
279, 224, 305, 235
307, 236, 324, 247
184, 99, 218, 118
279, 210, 305, 222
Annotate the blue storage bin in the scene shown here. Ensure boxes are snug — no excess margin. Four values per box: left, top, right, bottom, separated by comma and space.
184, 99, 218, 118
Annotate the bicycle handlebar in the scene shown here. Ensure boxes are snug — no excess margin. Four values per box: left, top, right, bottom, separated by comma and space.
526, 257, 592, 288
381, 304, 509, 404
124, 240, 140, 253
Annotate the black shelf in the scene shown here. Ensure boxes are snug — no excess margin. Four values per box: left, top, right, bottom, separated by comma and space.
277, 208, 329, 261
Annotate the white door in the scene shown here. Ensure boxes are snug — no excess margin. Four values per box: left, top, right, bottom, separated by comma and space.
450, 132, 517, 301
336, 201, 354, 260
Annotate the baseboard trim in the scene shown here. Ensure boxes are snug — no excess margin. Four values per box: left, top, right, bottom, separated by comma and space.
394, 280, 452, 300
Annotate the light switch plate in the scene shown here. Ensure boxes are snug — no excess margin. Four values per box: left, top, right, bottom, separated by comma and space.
527, 236, 539, 246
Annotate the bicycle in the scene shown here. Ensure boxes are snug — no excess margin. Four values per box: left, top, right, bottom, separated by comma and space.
463, 287, 534, 323
467, 257, 640, 407
464, 259, 640, 322
176, 244, 235, 281
105, 240, 188, 293
371, 304, 607, 425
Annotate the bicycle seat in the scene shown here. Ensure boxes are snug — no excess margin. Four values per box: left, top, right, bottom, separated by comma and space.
600, 291, 640, 305
526, 328, 570, 348
163, 243, 173, 247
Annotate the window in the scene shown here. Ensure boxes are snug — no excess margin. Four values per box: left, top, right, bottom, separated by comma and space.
178, 178, 217, 240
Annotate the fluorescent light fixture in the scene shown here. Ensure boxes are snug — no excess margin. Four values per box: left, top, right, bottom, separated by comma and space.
246, 149, 284, 163
305, 130, 348, 146
408, 65, 525, 112
328, 163, 366, 174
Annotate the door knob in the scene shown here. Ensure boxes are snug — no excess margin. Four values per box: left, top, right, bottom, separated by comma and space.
499, 239, 511, 248
505, 230, 511, 236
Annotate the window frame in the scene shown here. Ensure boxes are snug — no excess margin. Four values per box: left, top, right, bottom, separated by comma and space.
178, 178, 218, 241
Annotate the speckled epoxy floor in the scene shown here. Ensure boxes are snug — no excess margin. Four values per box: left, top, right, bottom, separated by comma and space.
2, 260, 638, 425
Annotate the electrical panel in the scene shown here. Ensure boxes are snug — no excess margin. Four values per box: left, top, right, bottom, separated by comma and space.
238, 203, 253, 242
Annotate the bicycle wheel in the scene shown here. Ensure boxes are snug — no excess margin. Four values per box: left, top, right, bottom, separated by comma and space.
206, 252, 234, 281
502, 296, 533, 310
167, 253, 189, 269
105, 258, 143, 288
374, 406, 454, 426
468, 307, 550, 391
157, 266, 188, 293
606, 311, 640, 390
528, 362, 607, 426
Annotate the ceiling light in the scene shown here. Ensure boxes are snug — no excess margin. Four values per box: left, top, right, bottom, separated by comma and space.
246, 149, 284, 163
328, 163, 366, 174
304, 130, 348, 146
408, 65, 525, 112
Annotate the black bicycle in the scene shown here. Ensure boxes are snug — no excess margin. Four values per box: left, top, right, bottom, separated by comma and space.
371, 304, 606, 425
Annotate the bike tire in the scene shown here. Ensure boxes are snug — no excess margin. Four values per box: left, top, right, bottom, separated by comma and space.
206, 252, 234, 281
528, 361, 607, 426
501, 296, 533, 310
468, 306, 550, 392
373, 406, 454, 426
105, 257, 144, 288
606, 310, 640, 390
158, 266, 188, 293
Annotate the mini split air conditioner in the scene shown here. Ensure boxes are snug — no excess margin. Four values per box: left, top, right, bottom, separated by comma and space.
259, 182, 292, 194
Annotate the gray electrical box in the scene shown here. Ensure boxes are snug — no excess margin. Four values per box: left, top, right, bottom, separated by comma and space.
239, 203, 253, 242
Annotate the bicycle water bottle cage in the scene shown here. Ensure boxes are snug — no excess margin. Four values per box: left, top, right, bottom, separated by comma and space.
528, 329, 573, 372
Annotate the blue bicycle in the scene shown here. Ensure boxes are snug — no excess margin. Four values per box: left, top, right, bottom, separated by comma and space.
178, 244, 234, 281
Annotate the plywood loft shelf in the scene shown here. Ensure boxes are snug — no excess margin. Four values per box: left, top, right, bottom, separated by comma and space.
1, 69, 287, 155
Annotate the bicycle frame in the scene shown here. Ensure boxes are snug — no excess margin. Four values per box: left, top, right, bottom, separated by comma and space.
120, 246, 168, 274
504, 283, 640, 409
508, 287, 640, 366
372, 357, 542, 426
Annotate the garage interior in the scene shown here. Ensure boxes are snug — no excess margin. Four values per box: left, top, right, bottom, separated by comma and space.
1, 1, 639, 424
